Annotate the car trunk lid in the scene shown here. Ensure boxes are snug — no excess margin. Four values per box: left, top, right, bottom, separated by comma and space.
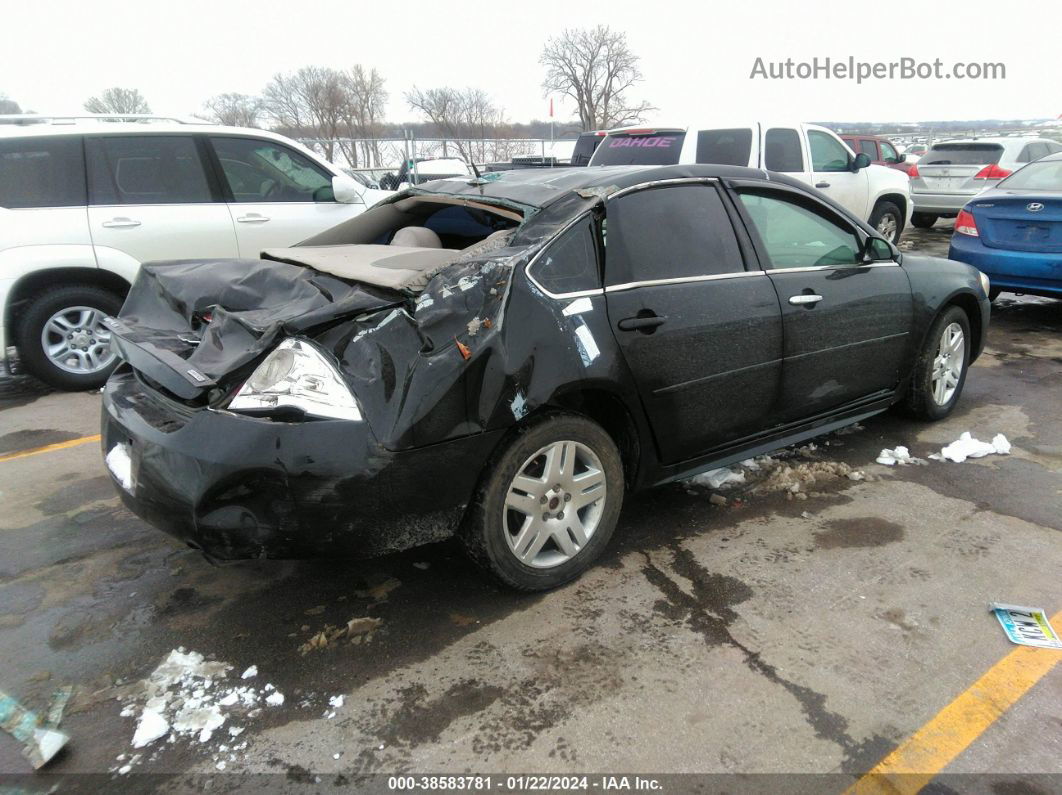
970, 195, 1062, 253
110, 258, 404, 401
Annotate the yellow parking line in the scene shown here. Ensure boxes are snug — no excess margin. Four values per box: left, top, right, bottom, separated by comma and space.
848, 610, 1062, 795
0, 434, 101, 463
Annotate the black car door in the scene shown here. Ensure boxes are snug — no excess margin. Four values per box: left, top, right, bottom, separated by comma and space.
603, 180, 784, 464
731, 184, 913, 422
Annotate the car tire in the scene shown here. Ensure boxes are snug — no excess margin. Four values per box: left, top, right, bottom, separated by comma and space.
901, 305, 972, 421
911, 213, 937, 229
461, 414, 624, 591
869, 201, 904, 244
16, 285, 124, 391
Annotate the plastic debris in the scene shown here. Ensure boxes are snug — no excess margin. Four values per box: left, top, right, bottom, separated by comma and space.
0, 688, 71, 769
989, 603, 1062, 649
930, 432, 1011, 463
876, 446, 928, 466
689, 467, 746, 489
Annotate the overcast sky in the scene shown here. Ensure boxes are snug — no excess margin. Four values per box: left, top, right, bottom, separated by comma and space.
3, 0, 1059, 129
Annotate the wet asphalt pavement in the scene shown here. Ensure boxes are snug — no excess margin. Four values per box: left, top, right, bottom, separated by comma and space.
0, 220, 1060, 791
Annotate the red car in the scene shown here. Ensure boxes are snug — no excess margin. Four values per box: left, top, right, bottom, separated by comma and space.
841, 134, 915, 176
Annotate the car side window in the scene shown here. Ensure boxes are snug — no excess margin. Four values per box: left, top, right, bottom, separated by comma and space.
532, 216, 600, 295
695, 128, 753, 166
808, 131, 851, 172
859, 140, 879, 159
764, 128, 804, 172
0, 136, 86, 209
605, 184, 744, 285
880, 140, 900, 163
738, 190, 862, 269
211, 137, 334, 202
1016, 145, 1033, 163
87, 136, 212, 205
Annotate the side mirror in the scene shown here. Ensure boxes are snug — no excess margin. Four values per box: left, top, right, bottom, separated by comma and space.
897, 153, 907, 163
331, 174, 365, 204
851, 152, 872, 172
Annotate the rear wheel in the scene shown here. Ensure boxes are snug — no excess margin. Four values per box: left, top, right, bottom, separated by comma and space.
461, 414, 624, 591
911, 213, 937, 229
869, 201, 903, 244
16, 285, 124, 391
902, 305, 971, 421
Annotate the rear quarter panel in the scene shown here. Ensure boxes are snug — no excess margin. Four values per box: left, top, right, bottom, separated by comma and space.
900, 254, 990, 361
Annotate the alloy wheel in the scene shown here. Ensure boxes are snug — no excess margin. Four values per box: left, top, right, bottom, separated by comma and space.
930, 322, 965, 405
502, 440, 607, 569
40, 306, 115, 375
877, 214, 898, 241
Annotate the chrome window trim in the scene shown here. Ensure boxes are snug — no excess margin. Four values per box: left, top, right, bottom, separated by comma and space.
605, 270, 764, 294
607, 176, 720, 201
766, 262, 900, 273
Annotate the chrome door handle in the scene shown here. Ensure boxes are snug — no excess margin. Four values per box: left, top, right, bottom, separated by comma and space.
815, 181, 830, 188
789, 294, 823, 305
236, 214, 270, 223
101, 217, 141, 228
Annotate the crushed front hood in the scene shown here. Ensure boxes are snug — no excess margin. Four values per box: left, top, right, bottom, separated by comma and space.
110, 259, 403, 399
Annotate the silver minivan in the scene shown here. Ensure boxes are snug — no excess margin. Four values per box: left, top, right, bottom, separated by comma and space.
910, 137, 1062, 228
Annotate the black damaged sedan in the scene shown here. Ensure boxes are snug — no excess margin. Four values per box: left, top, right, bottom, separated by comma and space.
101, 165, 990, 590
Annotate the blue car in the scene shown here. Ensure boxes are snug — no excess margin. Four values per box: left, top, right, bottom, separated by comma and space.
949, 151, 1062, 300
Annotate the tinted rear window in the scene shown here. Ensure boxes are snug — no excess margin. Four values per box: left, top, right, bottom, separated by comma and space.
997, 160, 1062, 191
571, 133, 604, 166
695, 128, 752, 166
0, 136, 86, 208
764, 128, 803, 172
592, 132, 685, 166
922, 143, 1004, 166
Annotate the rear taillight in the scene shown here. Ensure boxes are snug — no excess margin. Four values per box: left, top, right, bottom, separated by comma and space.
908, 163, 920, 178
973, 164, 1012, 180
955, 209, 979, 237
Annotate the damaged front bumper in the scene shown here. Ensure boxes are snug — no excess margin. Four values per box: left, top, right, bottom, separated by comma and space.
102, 367, 503, 560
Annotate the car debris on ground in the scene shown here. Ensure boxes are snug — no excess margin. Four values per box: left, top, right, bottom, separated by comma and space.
0, 686, 72, 769
989, 604, 1062, 649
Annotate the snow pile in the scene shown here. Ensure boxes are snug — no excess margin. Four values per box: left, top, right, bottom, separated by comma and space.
929, 432, 1011, 463
117, 648, 285, 774
876, 446, 928, 466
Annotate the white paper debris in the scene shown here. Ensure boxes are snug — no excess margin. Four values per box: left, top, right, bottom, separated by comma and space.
931, 432, 1011, 463
240, 666, 257, 680
876, 446, 927, 466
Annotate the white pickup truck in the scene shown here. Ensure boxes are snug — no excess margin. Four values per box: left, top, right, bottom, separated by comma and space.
589, 122, 912, 243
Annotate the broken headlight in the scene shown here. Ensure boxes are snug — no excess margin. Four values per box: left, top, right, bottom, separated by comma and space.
228, 339, 362, 421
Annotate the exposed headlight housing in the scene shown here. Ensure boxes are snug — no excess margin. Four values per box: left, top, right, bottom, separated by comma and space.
979, 271, 991, 297
228, 339, 362, 421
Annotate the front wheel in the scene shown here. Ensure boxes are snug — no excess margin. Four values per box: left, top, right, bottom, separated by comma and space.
461, 414, 624, 591
869, 201, 904, 244
901, 305, 972, 420
15, 285, 124, 391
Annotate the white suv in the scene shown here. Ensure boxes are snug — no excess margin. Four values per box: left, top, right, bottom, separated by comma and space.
588, 122, 913, 243
0, 115, 389, 389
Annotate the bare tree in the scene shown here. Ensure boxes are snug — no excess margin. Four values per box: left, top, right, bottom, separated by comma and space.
540, 26, 653, 130
262, 67, 348, 160
0, 94, 21, 114
340, 65, 387, 168
405, 86, 507, 162
202, 93, 262, 127
84, 87, 151, 115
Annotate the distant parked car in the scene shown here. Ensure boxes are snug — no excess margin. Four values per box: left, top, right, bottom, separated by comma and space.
909, 137, 1062, 228
0, 114, 389, 389
841, 134, 915, 176
589, 122, 912, 242
948, 151, 1062, 300
904, 144, 929, 159
379, 157, 472, 190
